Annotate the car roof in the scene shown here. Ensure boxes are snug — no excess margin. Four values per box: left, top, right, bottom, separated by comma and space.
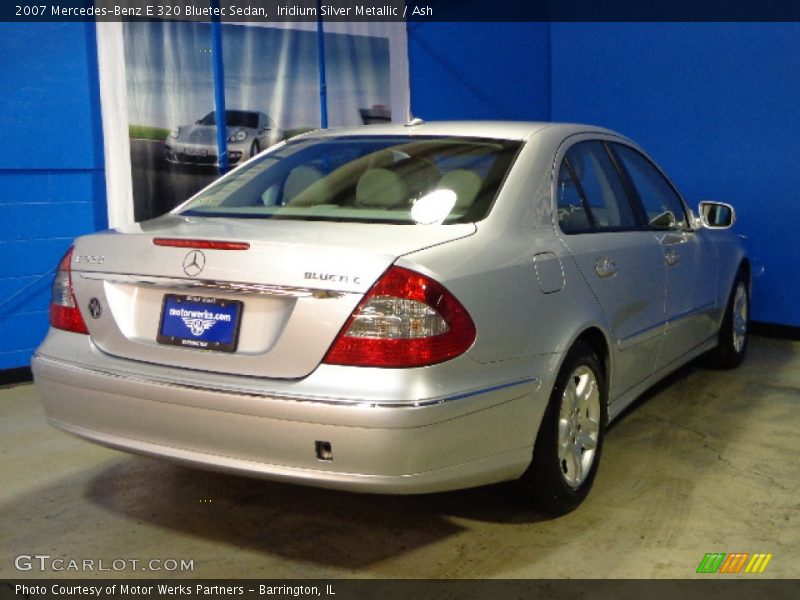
304, 121, 623, 143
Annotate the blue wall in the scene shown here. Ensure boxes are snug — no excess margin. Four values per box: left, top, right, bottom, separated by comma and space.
410, 22, 800, 326
0, 23, 106, 370
550, 23, 799, 326
408, 22, 551, 121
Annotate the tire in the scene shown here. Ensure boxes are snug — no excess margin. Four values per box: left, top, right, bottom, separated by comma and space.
708, 272, 749, 369
251, 140, 261, 158
518, 341, 608, 514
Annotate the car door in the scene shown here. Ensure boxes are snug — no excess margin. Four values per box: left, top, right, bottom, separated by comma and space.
610, 143, 719, 370
555, 140, 667, 397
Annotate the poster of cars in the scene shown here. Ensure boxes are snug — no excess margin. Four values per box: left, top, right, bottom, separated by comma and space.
97, 20, 409, 224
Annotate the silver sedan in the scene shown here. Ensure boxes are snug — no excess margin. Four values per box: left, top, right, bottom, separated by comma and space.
164, 109, 282, 167
33, 122, 748, 514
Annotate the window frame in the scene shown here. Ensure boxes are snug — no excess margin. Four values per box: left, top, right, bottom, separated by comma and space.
606, 142, 692, 233
554, 139, 642, 235
553, 136, 694, 236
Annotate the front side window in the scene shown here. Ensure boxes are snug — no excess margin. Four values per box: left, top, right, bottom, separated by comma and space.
178, 136, 521, 225
557, 141, 636, 233
612, 144, 687, 230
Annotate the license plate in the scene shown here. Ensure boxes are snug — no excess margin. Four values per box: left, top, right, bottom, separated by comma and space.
157, 295, 243, 352
185, 146, 208, 156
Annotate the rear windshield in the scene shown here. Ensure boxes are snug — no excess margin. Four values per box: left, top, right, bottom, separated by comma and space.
178, 135, 521, 224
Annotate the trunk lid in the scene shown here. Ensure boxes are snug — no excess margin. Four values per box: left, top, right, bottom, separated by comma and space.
70, 216, 475, 379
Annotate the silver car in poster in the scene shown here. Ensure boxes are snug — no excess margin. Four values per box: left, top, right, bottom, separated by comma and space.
33, 122, 749, 514
164, 109, 282, 167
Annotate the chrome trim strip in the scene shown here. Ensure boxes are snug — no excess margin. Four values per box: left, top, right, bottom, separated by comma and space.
33, 354, 538, 409
78, 272, 346, 299
617, 320, 666, 351
616, 301, 717, 351
666, 301, 717, 323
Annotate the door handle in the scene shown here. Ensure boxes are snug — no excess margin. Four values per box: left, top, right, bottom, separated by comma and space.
665, 250, 680, 266
594, 257, 617, 278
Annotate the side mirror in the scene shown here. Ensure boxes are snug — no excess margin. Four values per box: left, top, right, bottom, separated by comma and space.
698, 201, 736, 229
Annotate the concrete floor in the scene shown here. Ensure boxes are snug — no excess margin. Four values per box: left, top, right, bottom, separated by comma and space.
1, 335, 798, 579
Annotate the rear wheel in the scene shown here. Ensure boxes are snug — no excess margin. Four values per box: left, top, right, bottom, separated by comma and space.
708, 272, 749, 369
518, 341, 607, 514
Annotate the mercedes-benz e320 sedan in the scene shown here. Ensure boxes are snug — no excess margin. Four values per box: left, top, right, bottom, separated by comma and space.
33, 122, 749, 514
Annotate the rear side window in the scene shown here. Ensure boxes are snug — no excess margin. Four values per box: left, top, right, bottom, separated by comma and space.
612, 144, 687, 230
557, 141, 636, 234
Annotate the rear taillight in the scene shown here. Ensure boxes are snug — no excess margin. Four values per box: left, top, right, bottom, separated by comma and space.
324, 266, 476, 368
49, 246, 88, 334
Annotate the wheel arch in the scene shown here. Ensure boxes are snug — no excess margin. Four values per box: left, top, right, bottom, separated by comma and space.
550, 325, 613, 403
719, 256, 751, 325
572, 327, 611, 391
739, 257, 751, 285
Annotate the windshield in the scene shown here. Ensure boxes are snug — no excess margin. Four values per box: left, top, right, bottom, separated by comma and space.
198, 111, 260, 129
178, 135, 521, 224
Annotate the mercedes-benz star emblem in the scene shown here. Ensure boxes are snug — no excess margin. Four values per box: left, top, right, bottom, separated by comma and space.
182, 250, 205, 277
88, 297, 102, 319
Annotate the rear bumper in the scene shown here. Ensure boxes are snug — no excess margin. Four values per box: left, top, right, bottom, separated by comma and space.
32, 352, 545, 494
